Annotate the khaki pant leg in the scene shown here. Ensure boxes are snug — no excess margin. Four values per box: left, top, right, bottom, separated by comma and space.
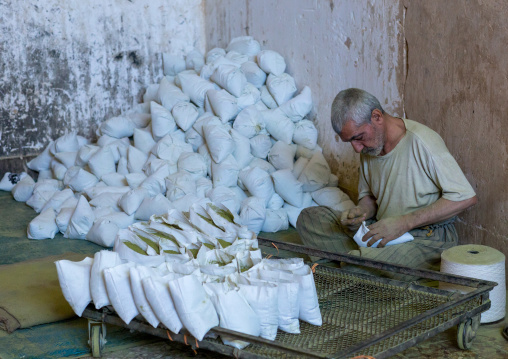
347, 224, 458, 281
296, 206, 358, 254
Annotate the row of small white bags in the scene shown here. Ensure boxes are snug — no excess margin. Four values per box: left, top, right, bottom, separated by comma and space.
56, 249, 321, 349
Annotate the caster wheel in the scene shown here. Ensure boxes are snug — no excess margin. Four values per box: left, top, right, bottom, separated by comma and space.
90, 324, 103, 357
457, 316, 479, 350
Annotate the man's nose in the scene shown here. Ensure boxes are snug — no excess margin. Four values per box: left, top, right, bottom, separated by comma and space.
351, 141, 363, 153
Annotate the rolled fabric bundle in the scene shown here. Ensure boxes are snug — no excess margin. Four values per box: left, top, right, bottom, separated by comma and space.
440, 244, 506, 323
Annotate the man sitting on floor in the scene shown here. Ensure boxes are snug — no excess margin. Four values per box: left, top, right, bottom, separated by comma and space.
296, 88, 477, 278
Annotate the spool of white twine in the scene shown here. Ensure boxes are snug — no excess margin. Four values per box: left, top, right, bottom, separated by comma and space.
440, 244, 506, 323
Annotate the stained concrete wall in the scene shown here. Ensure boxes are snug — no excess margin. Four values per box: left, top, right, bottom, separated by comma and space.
404, 0, 508, 263
0, 0, 205, 167
205, 0, 405, 195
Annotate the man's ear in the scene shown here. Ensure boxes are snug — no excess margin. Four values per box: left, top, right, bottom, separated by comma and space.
371, 109, 384, 125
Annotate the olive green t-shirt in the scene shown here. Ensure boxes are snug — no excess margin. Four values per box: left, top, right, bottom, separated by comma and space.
358, 119, 476, 221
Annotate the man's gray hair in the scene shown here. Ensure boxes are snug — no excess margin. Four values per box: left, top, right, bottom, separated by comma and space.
331, 88, 384, 133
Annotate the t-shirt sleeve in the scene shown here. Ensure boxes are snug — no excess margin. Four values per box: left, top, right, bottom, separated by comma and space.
416, 134, 476, 202
358, 155, 374, 201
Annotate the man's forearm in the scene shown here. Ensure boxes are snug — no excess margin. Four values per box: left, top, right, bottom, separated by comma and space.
402, 196, 478, 231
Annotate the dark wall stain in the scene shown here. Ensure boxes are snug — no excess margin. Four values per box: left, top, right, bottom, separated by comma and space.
128, 51, 142, 67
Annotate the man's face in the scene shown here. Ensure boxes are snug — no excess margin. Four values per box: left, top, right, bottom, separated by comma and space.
338, 120, 384, 156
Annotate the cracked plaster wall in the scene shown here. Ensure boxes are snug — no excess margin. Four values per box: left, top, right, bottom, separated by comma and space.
0, 0, 205, 165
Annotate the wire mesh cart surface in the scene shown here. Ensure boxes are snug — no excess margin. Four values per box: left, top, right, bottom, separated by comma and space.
82, 238, 496, 358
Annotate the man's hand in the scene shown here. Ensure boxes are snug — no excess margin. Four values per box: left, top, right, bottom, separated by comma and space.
340, 207, 367, 232
362, 216, 410, 248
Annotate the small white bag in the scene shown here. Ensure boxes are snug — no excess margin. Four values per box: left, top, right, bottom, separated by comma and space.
157, 77, 190, 111
250, 134, 273, 159
86, 218, 120, 247
90, 251, 123, 309
211, 154, 239, 188
99, 116, 135, 139
261, 209, 289, 233
135, 194, 174, 221
203, 124, 235, 164
240, 61, 266, 88
150, 101, 177, 139
293, 119, 318, 150
11, 175, 35, 202
129, 265, 162, 328
119, 187, 149, 215
142, 273, 184, 333
210, 64, 247, 97
311, 187, 351, 208
298, 152, 331, 192
256, 50, 286, 76
234, 275, 279, 341
55, 257, 94, 317
88, 147, 116, 179
68, 169, 98, 193
239, 197, 266, 234
264, 109, 295, 144
103, 262, 139, 324
27, 208, 59, 239
133, 127, 157, 155
172, 101, 199, 131
227, 36, 261, 57
266, 73, 297, 106
26, 189, 57, 213
65, 195, 95, 240
233, 105, 264, 139
238, 167, 274, 205
127, 146, 149, 174
206, 89, 239, 123
162, 53, 186, 76
204, 282, 261, 349
168, 275, 219, 341
177, 152, 207, 180
279, 86, 313, 122
27, 141, 54, 171
268, 141, 297, 171
271, 169, 304, 207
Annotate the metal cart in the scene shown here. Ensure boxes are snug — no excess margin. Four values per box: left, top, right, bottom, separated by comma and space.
83, 238, 496, 358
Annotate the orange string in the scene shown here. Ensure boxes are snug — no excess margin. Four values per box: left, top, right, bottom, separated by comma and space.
311, 263, 319, 273
271, 242, 279, 254
166, 330, 173, 341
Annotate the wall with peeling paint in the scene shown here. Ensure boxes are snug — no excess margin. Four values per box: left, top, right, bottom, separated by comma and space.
0, 0, 205, 164
404, 0, 508, 267
205, 0, 405, 195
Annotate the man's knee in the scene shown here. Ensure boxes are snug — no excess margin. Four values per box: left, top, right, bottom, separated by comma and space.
297, 206, 334, 231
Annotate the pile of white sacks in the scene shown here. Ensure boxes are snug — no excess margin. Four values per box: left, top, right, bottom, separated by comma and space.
0, 35, 355, 245
55, 204, 321, 348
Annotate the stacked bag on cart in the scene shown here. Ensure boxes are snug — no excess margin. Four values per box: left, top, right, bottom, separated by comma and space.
55, 203, 322, 349
0, 35, 355, 244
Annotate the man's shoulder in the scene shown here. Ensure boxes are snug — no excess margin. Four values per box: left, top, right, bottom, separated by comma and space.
404, 119, 447, 151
